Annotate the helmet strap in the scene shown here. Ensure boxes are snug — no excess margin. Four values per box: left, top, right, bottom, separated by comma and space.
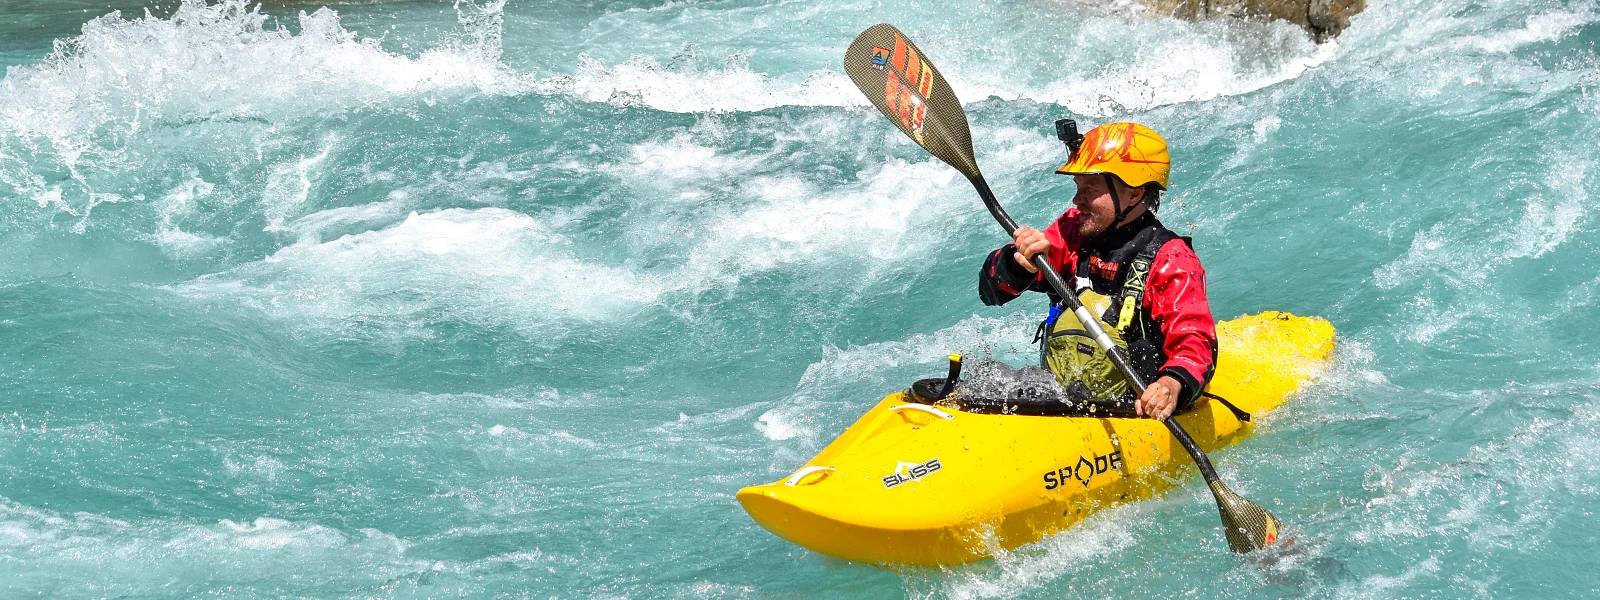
1106, 173, 1143, 227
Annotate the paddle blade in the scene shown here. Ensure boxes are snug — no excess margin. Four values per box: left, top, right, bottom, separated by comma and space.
844, 24, 980, 179
1209, 480, 1284, 553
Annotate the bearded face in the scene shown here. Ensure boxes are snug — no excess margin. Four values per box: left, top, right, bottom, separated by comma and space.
1071, 175, 1143, 237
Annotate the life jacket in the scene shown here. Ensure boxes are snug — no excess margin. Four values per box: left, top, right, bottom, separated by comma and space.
1035, 223, 1185, 402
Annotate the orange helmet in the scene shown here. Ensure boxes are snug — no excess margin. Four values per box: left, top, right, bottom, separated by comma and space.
1055, 122, 1170, 190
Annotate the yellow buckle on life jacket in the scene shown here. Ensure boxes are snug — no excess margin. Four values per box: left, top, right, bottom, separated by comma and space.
1116, 294, 1137, 329
1116, 258, 1152, 330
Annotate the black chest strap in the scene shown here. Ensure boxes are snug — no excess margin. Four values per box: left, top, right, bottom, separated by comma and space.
1070, 225, 1183, 336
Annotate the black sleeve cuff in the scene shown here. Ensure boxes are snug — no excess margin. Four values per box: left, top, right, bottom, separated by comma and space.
992, 244, 1037, 291
1159, 367, 1202, 412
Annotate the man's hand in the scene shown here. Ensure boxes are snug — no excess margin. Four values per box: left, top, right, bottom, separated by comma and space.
1136, 375, 1184, 420
1012, 226, 1050, 273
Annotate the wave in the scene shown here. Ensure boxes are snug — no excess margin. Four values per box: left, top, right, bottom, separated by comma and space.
0, 0, 513, 225
0, 499, 423, 596
529, 52, 864, 113
606, 119, 1069, 299
531, 15, 1331, 117
755, 312, 1038, 446
158, 114, 1064, 341
0, 0, 1342, 244
170, 207, 663, 340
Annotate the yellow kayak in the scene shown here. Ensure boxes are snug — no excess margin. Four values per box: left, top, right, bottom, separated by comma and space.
736, 311, 1336, 566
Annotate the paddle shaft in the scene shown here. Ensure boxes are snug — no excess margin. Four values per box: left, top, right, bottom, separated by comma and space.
968, 174, 1224, 479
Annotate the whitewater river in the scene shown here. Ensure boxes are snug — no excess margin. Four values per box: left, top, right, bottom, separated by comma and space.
2, 0, 1597, 597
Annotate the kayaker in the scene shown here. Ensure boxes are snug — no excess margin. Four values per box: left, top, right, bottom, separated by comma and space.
977, 122, 1215, 421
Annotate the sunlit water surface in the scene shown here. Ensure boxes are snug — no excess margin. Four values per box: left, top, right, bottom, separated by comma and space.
2, 0, 1599, 597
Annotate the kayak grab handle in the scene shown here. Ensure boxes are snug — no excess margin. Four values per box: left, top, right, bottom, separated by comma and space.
785, 466, 836, 486
889, 404, 954, 420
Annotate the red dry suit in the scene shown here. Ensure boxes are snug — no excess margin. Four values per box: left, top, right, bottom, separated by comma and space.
978, 209, 1217, 408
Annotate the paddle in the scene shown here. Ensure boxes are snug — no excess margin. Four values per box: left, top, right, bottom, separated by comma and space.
842, 23, 1282, 554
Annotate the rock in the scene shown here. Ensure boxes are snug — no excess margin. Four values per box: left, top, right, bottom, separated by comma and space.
1144, 0, 1364, 42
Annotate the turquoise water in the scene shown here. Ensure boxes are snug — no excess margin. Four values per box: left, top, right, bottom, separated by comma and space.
3, 0, 1599, 596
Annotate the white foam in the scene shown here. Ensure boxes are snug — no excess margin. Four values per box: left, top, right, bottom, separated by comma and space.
573, 115, 994, 299
1003, 25, 1332, 116
1335, 0, 1598, 106
0, 499, 419, 592
0, 0, 1341, 251
171, 208, 661, 337
1373, 151, 1591, 343
470, 423, 602, 453
1374, 223, 1458, 290
905, 503, 1146, 600
1336, 557, 1443, 598
529, 53, 862, 113
755, 411, 807, 441
569, 119, 1070, 304
797, 313, 1039, 391
1451, 9, 1593, 53
1253, 115, 1283, 141
611, 132, 772, 186
0, 0, 513, 126
1345, 397, 1600, 591
672, 157, 963, 293
0, 0, 516, 218
282, 195, 410, 244
202, 518, 351, 550
1507, 156, 1588, 260
261, 137, 337, 231
524, 6, 1332, 117
151, 227, 228, 259
754, 313, 1038, 443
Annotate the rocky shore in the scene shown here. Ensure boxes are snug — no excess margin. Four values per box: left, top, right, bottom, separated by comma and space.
1146, 0, 1364, 41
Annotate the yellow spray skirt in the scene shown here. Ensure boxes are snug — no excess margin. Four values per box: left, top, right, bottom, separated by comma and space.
736, 311, 1336, 566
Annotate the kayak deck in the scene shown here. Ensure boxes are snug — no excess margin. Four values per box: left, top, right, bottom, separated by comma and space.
736, 311, 1336, 565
